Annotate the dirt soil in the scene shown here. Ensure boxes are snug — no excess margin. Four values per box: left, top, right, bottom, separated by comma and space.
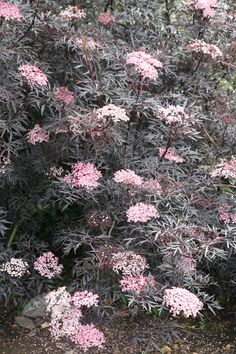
0, 313, 236, 354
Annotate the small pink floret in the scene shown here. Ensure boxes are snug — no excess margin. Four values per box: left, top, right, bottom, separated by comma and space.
0, 0, 23, 21
72, 324, 105, 351
27, 124, 49, 145
186, 40, 222, 60
98, 12, 115, 26
59, 6, 86, 21
159, 147, 184, 163
120, 274, 155, 294
163, 287, 203, 317
186, 0, 218, 18
126, 50, 162, 80
0, 258, 29, 277
142, 179, 163, 193
72, 290, 99, 308
126, 202, 159, 223
218, 202, 236, 224
96, 104, 130, 123
113, 169, 143, 186
111, 251, 148, 275
64, 162, 102, 190
210, 158, 236, 179
19, 65, 48, 86
34, 252, 63, 279
54, 87, 75, 105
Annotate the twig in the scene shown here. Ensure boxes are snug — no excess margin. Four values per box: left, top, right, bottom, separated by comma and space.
15, 0, 39, 43
108, 220, 116, 238
6, 224, 18, 249
202, 126, 218, 146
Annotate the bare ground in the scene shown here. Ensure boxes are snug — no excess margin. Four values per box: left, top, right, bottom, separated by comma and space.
0, 313, 236, 354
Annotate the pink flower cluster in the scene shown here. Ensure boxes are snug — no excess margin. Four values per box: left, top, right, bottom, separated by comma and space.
218, 203, 236, 224
159, 147, 184, 163
27, 124, 49, 145
210, 158, 236, 179
177, 255, 197, 276
98, 12, 115, 26
45, 287, 81, 339
186, 40, 222, 60
73, 324, 105, 351
126, 202, 159, 223
0, 258, 29, 277
111, 251, 148, 276
68, 112, 104, 138
34, 252, 63, 279
113, 169, 143, 186
59, 6, 86, 21
54, 87, 75, 105
120, 274, 155, 294
126, 49, 163, 80
45, 287, 104, 351
64, 162, 102, 190
142, 179, 163, 193
186, 0, 218, 18
163, 287, 203, 317
72, 290, 99, 308
158, 105, 192, 127
0, 0, 23, 21
96, 104, 130, 123
19, 65, 48, 86
72, 36, 101, 50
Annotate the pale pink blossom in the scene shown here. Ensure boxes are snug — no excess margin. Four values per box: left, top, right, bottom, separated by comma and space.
96, 104, 130, 123
159, 147, 184, 163
19, 65, 48, 86
59, 6, 86, 21
158, 105, 192, 127
72, 36, 101, 50
210, 158, 236, 179
186, 40, 222, 60
46, 290, 82, 339
177, 255, 197, 275
27, 124, 49, 145
141, 179, 163, 193
64, 162, 102, 190
186, 0, 218, 18
54, 87, 75, 105
0, 0, 23, 21
34, 252, 63, 279
98, 12, 115, 26
45, 287, 71, 314
126, 202, 159, 223
111, 251, 148, 276
113, 169, 143, 186
72, 290, 99, 308
68, 112, 106, 138
59, 308, 83, 338
163, 287, 203, 317
126, 50, 162, 80
0, 258, 29, 277
72, 324, 105, 351
218, 202, 236, 224
45, 288, 105, 349
120, 274, 155, 294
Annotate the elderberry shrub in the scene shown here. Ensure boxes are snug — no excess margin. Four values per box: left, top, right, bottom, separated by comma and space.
0, 0, 236, 350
